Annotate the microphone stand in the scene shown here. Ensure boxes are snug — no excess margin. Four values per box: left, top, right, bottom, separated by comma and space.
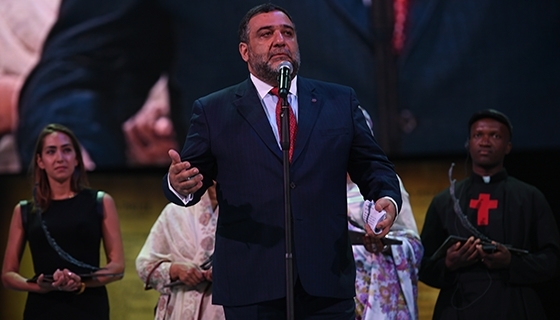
279, 92, 295, 320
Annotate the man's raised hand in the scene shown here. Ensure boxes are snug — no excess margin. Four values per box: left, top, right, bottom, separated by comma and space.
168, 149, 203, 197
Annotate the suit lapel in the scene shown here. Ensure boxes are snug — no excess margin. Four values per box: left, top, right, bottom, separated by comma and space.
292, 77, 321, 164
233, 79, 283, 161
232, 78, 323, 164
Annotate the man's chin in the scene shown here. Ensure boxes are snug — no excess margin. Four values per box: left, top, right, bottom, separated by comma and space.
268, 59, 299, 79
269, 57, 293, 69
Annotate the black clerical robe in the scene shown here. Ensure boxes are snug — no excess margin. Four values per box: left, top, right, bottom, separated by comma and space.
420, 169, 560, 319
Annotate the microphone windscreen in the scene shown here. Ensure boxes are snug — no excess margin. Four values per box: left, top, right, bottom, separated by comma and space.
277, 61, 293, 74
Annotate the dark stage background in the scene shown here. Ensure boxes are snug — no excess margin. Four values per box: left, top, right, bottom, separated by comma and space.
1, 0, 559, 319
1, 0, 559, 173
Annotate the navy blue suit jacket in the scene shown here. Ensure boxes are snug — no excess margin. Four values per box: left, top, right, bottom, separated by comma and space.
163, 76, 401, 306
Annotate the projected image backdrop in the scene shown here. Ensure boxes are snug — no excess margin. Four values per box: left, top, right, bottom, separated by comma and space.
1, 0, 559, 174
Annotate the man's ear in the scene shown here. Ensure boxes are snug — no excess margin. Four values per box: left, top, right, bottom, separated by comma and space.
239, 42, 249, 62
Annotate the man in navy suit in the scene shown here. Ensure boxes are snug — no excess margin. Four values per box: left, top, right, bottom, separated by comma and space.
14, 0, 388, 170
163, 3, 401, 319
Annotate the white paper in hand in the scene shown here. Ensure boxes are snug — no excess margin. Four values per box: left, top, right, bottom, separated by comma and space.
362, 200, 386, 235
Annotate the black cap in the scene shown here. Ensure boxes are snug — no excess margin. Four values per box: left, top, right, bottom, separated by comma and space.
468, 109, 513, 138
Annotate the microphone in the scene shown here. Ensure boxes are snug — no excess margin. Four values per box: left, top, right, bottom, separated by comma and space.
276, 61, 293, 99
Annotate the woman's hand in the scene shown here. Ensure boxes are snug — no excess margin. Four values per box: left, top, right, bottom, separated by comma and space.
363, 231, 385, 254
202, 268, 213, 282
170, 262, 205, 287
48, 269, 82, 292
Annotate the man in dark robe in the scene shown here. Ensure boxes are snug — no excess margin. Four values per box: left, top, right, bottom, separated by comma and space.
419, 109, 560, 319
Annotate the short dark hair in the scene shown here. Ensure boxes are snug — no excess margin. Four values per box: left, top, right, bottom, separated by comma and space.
468, 109, 513, 139
238, 3, 294, 43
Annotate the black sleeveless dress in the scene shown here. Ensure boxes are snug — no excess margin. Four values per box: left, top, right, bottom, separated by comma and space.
23, 189, 109, 320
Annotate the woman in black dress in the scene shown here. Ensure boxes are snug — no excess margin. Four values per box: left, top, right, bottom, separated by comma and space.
1, 123, 125, 319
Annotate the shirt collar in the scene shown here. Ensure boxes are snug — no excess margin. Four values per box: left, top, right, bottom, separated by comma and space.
250, 73, 298, 99
471, 169, 508, 184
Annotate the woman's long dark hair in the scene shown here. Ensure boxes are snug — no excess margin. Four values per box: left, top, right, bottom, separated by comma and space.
29, 123, 89, 210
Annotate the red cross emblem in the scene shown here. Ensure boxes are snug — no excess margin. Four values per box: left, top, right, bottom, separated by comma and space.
469, 193, 498, 226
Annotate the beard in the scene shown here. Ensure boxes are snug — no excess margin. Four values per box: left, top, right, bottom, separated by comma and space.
247, 48, 301, 85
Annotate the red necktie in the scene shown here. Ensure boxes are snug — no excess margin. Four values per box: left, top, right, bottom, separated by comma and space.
270, 87, 297, 162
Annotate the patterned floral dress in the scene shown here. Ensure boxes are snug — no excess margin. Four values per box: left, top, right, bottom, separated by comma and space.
347, 178, 424, 320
